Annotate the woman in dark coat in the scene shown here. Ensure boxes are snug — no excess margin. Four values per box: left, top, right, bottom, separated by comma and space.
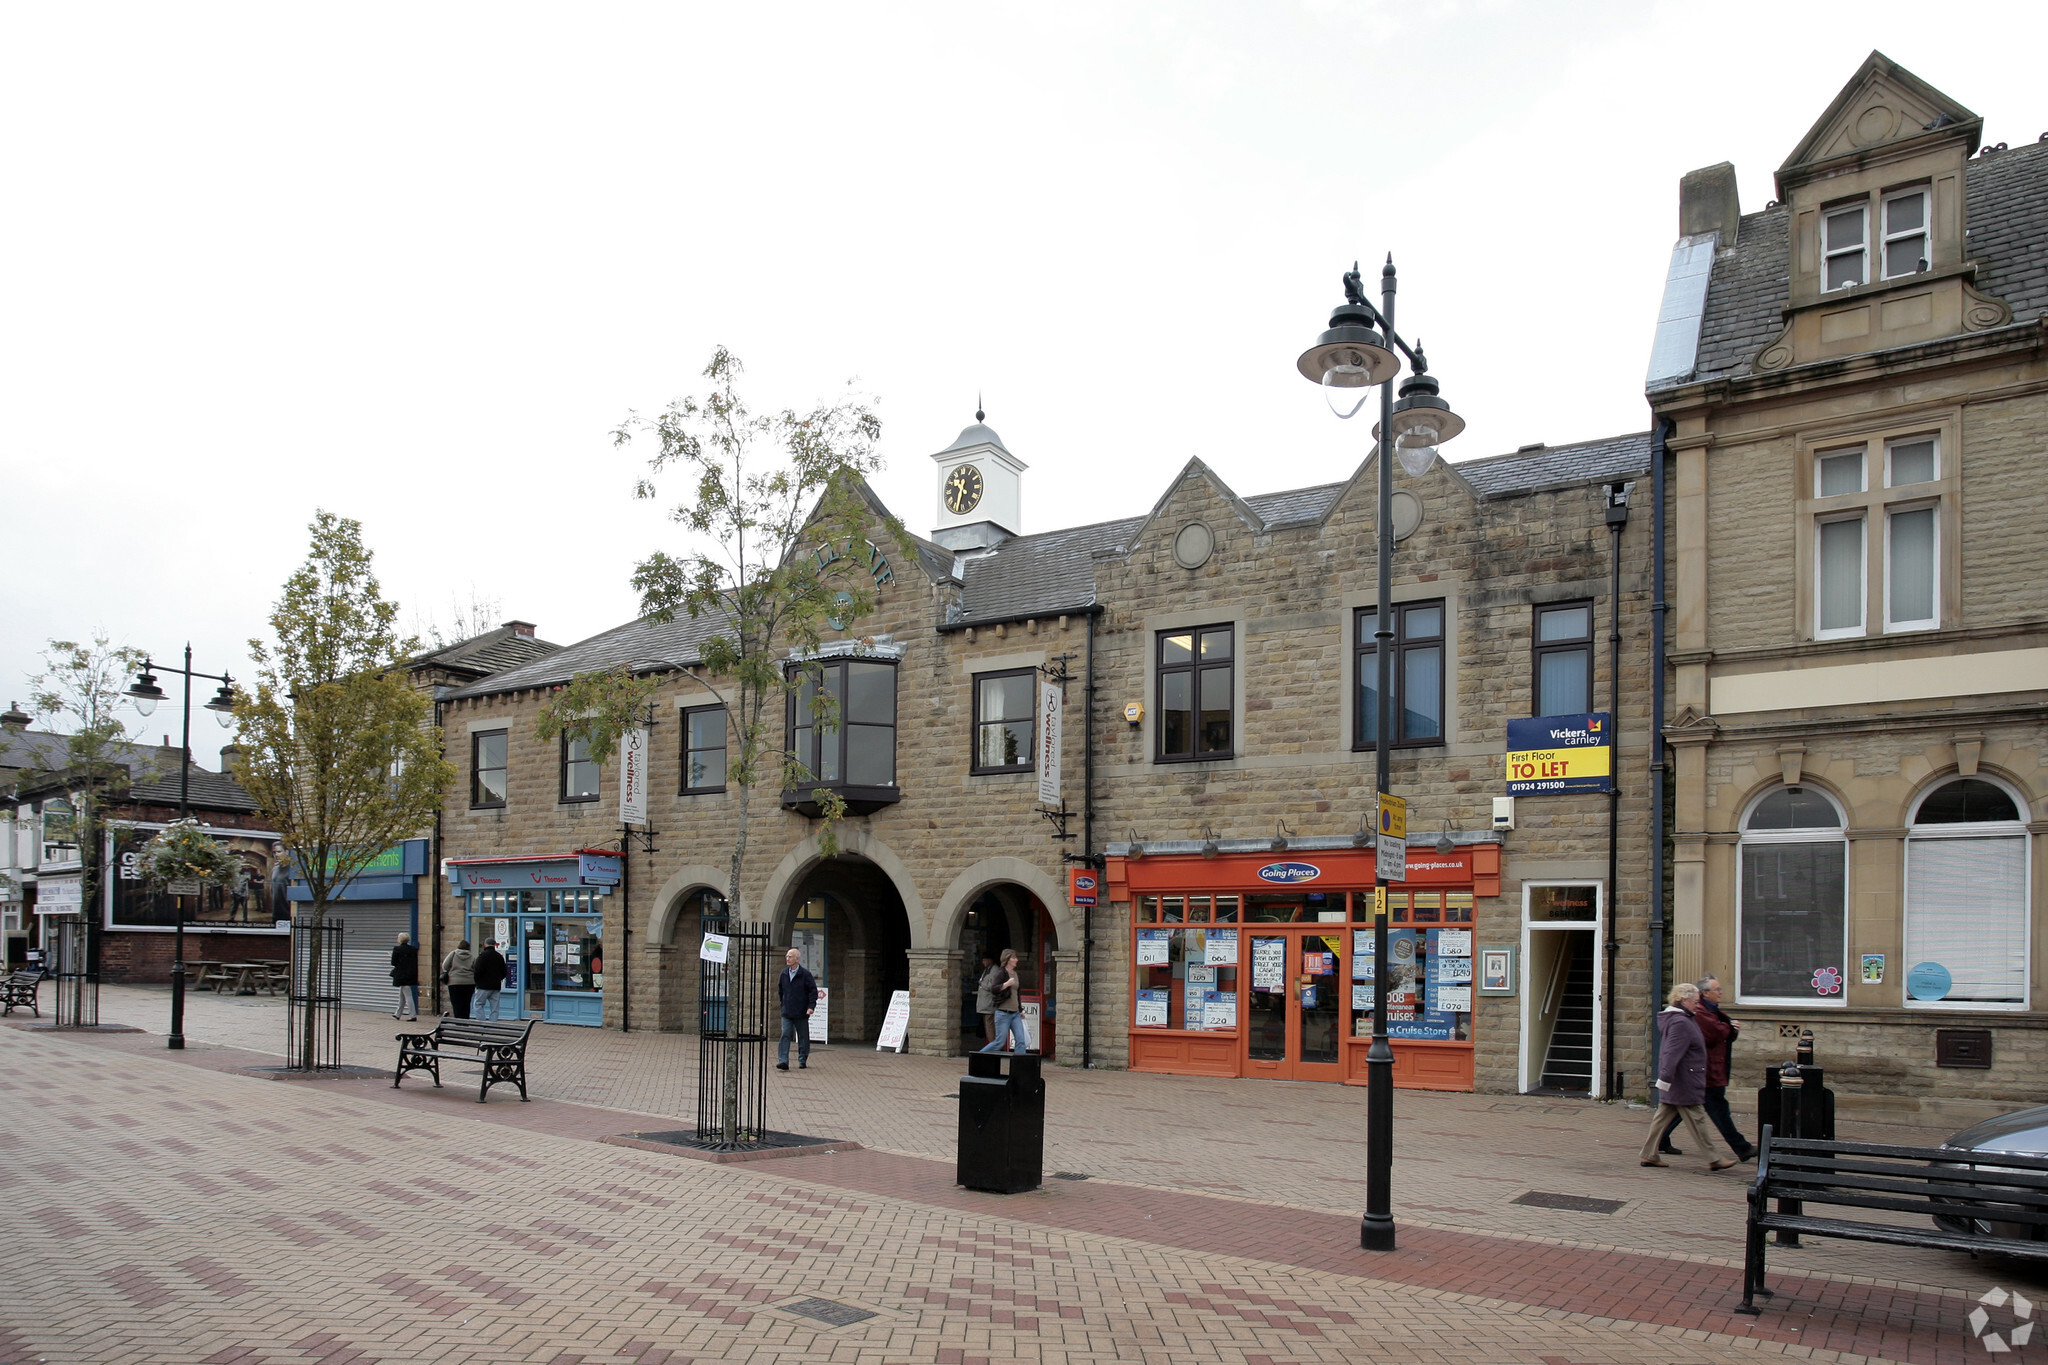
390, 932, 420, 1020
1639, 982, 1739, 1171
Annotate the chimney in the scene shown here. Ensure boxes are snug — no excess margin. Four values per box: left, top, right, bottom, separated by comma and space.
0, 701, 27, 731
502, 620, 536, 637
1678, 162, 1741, 245
220, 744, 243, 776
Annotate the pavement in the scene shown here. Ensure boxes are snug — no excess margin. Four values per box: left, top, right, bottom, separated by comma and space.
0, 984, 2040, 1365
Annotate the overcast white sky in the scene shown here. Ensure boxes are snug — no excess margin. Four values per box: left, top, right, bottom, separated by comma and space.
7, 2, 2046, 739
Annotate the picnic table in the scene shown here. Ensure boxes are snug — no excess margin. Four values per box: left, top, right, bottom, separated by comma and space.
195, 961, 288, 995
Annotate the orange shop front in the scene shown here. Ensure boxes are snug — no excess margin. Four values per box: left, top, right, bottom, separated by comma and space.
1107, 845, 1500, 1091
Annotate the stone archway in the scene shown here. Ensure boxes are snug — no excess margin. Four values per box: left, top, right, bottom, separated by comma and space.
757, 825, 927, 945
777, 855, 911, 1046
933, 857, 1077, 1061
642, 863, 731, 1033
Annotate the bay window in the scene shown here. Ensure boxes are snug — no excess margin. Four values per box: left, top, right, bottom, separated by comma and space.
785, 657, 899, 813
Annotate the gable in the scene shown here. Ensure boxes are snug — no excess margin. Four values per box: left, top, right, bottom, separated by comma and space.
1777, 52, 1979, 195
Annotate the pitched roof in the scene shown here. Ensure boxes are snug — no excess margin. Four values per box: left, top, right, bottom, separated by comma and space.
5, 729, 258, 814
1678, 138, 2048, 387
407, 622, 563, 682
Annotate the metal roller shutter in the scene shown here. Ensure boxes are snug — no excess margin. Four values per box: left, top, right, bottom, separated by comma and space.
337, 903, 417, 1012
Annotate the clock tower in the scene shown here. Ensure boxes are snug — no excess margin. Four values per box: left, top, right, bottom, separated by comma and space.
930, 410, 1026, 552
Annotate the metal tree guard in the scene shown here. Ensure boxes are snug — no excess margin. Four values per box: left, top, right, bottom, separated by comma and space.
696, 920, 772, 1149
287, 918, 343, 1071
51, 917, 97, 1028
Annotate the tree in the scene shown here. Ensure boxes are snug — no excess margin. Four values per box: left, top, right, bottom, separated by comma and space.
27, 636, 153, 933
234, 511, 454, 1068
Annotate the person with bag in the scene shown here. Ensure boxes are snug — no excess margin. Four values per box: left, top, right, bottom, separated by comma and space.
978, 949, 1030, 1054
440, 939, 476, 1020
1639, 982, 1739, 1172
471, 939, 509, 1020
974, 953, 1000, 1044
389, 932, 419, 1020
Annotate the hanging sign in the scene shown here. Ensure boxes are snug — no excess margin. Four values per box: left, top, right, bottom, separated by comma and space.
1037, 681, 1063, 807
619, 728, 649, 825
876, 989, 912, 1052
577, 852, 622, 886
1505, 713, 1612, 794
699, 933, 730, 964
1069, 867, 1097, 906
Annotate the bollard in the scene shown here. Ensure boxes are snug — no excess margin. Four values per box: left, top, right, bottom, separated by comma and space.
1756, 1045, 1836, 1246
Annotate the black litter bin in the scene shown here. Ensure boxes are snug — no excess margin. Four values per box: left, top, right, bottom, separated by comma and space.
958, 1052, 1044, 1193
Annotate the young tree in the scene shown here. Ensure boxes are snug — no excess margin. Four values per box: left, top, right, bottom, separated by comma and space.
28, 636, 154, 931
235, 511, 454, 1068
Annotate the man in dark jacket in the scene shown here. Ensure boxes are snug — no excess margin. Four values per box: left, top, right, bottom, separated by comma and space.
1639, 982, 1740, 1172
472, 940, 510, 1020
777, 947, 817, 1071
1691, 975, 1755, 1160
389, 932, 419, 1020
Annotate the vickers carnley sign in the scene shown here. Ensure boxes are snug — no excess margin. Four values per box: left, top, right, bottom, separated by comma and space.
1505, 713, 1612, 795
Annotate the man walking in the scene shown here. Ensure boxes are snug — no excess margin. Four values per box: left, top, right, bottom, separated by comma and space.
777, 947, 816, 1071
979, 949, 1030, 1054
1640, 982, 1740, 1172
472, 939, 509, 1020
1692, 974, 1755, 1161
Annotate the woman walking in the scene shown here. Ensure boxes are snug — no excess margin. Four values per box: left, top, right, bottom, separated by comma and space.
978, 949, 1031, 1054
1640, 982, 1740, 1171
390, 932, 419, 1020
441, 939, 477, 1020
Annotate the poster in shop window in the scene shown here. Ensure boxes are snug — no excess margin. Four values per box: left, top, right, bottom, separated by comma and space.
1186, 964, 1217, 988
1353, 930, 1374, 975
1251, 937, 1286, 990
1436, 928, 1472, 958
1437, 956, 1473, 984
1204, 929, 1238, 965
1136, 929, 1170, 966
1202, 991, 1237, 1029
1134, 989, 1169, 1028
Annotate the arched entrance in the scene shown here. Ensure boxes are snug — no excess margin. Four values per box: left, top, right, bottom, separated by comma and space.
958, 886, 1059, 1055
776, 855, 912, 1044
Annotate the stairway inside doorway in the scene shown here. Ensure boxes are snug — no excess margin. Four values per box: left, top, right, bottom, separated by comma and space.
1536, 933, 1595, 1093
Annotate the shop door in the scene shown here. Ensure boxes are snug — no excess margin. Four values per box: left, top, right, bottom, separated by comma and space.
1244, 929, 1345, 1082
520, 917, 547, 1020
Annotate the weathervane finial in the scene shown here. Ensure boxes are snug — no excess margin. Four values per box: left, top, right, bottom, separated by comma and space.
976, 391, 985, 423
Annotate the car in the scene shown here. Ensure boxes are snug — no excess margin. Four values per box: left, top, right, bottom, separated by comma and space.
1934, 1105, 2048, 1239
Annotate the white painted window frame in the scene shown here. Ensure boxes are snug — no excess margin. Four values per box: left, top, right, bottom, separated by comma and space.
1734, 786, 1850, 1008
1902, 775, 2032, 1012
1815, 446, 1866, 497
1884, 433, 1940, 489
1517, 880, 1606, 1098
1813, 510, 1868, 640
1822, 201, 1869, 292
1883, 498, 1941, 633
1880, 186, 1930, 281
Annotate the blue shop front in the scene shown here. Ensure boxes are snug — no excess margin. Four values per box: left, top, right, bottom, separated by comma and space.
447, 852, 620, 1027
287, 840, 428, 1013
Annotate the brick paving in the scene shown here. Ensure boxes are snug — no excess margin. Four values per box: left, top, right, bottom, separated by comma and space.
2, 986, 2041, 1364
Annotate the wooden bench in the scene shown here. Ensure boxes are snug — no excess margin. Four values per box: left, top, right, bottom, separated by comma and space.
1741, 1124, 2048, 1313
1, 969, 45, 1017
393, 1017, 535, 1103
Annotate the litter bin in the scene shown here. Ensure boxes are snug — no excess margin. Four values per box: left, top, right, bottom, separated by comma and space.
958, 1052, 1044, 1193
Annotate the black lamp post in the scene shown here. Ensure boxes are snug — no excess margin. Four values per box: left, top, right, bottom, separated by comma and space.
128, 646, 238, 1051
1298, 257, 1466, 1252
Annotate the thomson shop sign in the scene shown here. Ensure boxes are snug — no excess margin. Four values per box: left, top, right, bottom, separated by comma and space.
1256, 861, 1323, 885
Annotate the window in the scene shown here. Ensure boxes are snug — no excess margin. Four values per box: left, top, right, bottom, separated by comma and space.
1156, 625, 1234, 762
972, 669, 1036, 774
682, 705, 727, 793
1737, 786, 1847, 1004
1904, 778, 2029, 1009
1808, 433, 1945, 638
1823, 202, 1867, 291
560, 736, 599, 802
1356, 601, 1444, 747
787, 658, 897, 789
1881, 188, 1928, 279
471, 729, 508, 807
1531, 601, 1593, 716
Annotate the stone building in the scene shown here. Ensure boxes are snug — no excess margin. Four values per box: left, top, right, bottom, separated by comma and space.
435, 416, 1659, 1097
1646, 53, 2048, 1104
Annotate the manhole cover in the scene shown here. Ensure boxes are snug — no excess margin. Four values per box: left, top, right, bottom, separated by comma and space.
1052, 1171, 1090, 1181
782, 1297, 877, 1327
1511, 1191, 1625, 1215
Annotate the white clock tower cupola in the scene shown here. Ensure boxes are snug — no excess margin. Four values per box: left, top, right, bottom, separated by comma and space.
930, 408, 1026, 552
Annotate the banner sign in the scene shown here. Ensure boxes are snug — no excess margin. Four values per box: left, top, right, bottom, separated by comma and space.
619, 728, 649, 825
35, 875, 82, 915
577, 852, 622, 887
1505, 713, 1612, 794
1037, 682, 1063, 807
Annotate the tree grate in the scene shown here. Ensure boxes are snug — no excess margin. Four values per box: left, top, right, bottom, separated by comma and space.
1511, 1190, 1625, 1215
781, 1297, 877, 1327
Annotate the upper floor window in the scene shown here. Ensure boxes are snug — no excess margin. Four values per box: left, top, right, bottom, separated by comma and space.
682, 705, 728, 793
560, 736, 599, 803
1532, 601, 1593, 716
972, 669, 1036, 774
1156, 625, 1233, 762
1811, 433, 1943, 639
1356, 601, 1444, 748
1881, 188, 1928, 279
1736, 785, 1846, 1005
787, 658, 897, 790
471, 729, 508, 808
1904, 777, 2029, 1010
1823, 202, 1866, 291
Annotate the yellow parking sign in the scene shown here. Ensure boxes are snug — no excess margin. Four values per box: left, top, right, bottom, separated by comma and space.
1378, 792, 1407, 838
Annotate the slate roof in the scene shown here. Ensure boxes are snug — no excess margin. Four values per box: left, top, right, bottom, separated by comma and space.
407, 623, 562, 682
1685, 139, 2048, 385
1452, 431, 1655, 499
4, 728, 257, 813
125, 766, 258, 814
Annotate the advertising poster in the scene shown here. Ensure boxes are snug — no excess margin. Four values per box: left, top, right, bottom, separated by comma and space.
1352, 930, 1374, 975
1437, 956, 1473, 984
528, 939, 547, 964
1435, 986, 1473, 1012
1137, 929, 1170, 966
109, 825, 287, 929
1860, 954, 1886, 985
1186, 964, 1217, 988
1437, 928, 1472, 957
1134, 989, 1169, 1028
876, 990, 912, 1052
1303, 949, 1334, 976
1251, 937, 1285, 989
1204, 929, 1238, 965
1352, 982, 1374, 1009
1505, 713, 1613, 795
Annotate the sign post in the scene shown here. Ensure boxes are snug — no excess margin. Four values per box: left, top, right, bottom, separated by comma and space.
1377, 792, 1407, 882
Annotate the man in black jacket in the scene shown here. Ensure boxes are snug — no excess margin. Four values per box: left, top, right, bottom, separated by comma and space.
777, 947, 817, 1071
472, 939, 510, 1020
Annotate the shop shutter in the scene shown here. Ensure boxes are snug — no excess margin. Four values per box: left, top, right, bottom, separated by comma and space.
337, 903, 417, 1012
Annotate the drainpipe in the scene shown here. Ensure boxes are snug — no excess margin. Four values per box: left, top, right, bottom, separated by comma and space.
1604, 482, 1631, 1100
1648, 419, 1673, 1079
431, 698, 445, 1018
1082, 607, 1097, 1070
619, 834, 631, 1033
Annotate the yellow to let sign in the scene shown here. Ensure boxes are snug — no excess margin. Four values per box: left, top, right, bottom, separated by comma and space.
1503, 745, 1613, 785
1378, 792, 1407, 838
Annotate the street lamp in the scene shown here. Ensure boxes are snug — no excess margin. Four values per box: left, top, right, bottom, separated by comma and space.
1299, 256, 1466, 1252
128, 647, 240, 1051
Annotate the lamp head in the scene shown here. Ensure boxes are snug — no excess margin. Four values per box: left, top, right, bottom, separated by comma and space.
127, 671, 165, 717
1298, 301, 1399, 420
205, 682, 238, 728
1387, 371, 1465, 475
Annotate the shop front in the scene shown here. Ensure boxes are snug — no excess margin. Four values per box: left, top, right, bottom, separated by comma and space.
1110, 844, 1499, 1090
449, 852, 620, 1027
287, 840, 429, 1012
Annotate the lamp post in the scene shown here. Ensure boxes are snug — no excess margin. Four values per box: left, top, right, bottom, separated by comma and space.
128, 646, 238, 1051
1298, 257, 1466, 1252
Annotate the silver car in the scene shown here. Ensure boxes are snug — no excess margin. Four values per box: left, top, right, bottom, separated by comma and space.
1934, 1106, 2048, 1239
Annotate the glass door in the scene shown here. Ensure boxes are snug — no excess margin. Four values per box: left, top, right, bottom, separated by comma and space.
1244, 928, 1347, 1081
521, 917, 548, 1017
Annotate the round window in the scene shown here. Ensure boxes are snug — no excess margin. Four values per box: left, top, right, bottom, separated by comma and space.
1172, 522, 1215, 570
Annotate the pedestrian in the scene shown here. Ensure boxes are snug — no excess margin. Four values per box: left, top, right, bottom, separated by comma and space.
1640, 982, 1739, 1171
975, 952, 999, 1044
777, 947, 816, 1071
472, 939, 509, 1020
1690, 974, 1756, 1161
389, 932, 419, 1020
441, 939, 476, 1020
979, 949, 1030, 1054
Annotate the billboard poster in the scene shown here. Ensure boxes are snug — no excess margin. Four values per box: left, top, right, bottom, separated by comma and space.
1505, 713, 1612, 795
108, 825, 287, 930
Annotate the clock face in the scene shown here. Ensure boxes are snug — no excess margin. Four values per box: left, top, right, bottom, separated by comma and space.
943, 463, 984, 515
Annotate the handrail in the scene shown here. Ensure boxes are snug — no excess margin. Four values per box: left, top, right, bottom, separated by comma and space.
1539, 938, 1573, 1020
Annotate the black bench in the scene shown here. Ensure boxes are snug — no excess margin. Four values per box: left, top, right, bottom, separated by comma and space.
1741, 1124, 2048, 1313
1, 969, 45, 1017
393, 1017, 535, 1103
